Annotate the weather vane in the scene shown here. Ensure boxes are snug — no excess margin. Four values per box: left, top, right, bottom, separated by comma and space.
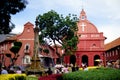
81, 0, 85, 9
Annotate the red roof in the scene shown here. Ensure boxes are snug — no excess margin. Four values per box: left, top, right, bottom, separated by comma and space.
105, 37, 120, 50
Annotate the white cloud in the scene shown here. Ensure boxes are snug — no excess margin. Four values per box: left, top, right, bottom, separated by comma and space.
98, 24, 120, 44
11, 25, 23, 34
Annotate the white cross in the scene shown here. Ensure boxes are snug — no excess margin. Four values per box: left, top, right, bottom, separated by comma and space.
80, 23, 86, 31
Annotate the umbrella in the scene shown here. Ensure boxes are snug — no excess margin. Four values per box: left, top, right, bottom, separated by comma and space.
55, 64, 64, 68
95, 59, 102, 62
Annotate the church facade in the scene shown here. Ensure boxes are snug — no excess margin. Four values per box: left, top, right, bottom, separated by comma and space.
0, 22, 57, 68
64, 9, 106, 67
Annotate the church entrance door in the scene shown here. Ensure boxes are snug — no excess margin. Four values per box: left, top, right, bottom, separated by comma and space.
82, 55, 88, 66
94, 55, 100, 66
70, 55, 76, 66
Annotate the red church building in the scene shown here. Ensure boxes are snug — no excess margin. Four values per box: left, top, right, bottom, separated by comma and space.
64, 9, 106, 67
0, 9, 106, 68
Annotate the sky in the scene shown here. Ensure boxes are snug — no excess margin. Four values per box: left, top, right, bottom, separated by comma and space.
11, 0, 120, 44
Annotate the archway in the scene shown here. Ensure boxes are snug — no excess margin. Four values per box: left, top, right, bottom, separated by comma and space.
94, 55, 100, 66
70, 55, 76, 66
82, 55, 88, 66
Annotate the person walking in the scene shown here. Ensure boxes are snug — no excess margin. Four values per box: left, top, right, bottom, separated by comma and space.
47, 67, 53, 75
1, 66, 8, 74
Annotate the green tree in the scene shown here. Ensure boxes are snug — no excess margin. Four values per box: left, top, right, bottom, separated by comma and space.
0, 0, 28, 34
36, 10, 78, 63
6, 41, 22, 66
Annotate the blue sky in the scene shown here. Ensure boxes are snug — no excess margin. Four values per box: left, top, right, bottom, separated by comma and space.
11, 0, 120, 44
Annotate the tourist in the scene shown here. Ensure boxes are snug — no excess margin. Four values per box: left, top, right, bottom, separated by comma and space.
1, 66, 8, 74
68, 64, 72, 73
83, 65, 88, 71
9, 66, 15, 73
71, 65, 76, 72
115, 60, 120, 69
62, 64, 69, 73
16, 67, 22, 74
106, 61, 112, 68
47, 67, 53, 75
54, 67, 60, 74
75, 65, 79, 71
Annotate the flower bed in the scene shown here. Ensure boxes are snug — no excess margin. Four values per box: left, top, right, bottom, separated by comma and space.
38, 74, 62, 80
0, 74, 26, 80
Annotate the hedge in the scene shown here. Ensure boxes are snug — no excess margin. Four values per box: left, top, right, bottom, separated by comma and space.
0, 74, 26, 80
62, 68, 120, 80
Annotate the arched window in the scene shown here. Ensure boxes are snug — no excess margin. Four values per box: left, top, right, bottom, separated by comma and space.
27, 28, 30, 32
24, 43, 30, 50
22, 55, 31, 64
92, 44, 96, 47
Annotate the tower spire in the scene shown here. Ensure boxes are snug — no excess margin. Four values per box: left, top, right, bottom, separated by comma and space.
80, 9, 87, 20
